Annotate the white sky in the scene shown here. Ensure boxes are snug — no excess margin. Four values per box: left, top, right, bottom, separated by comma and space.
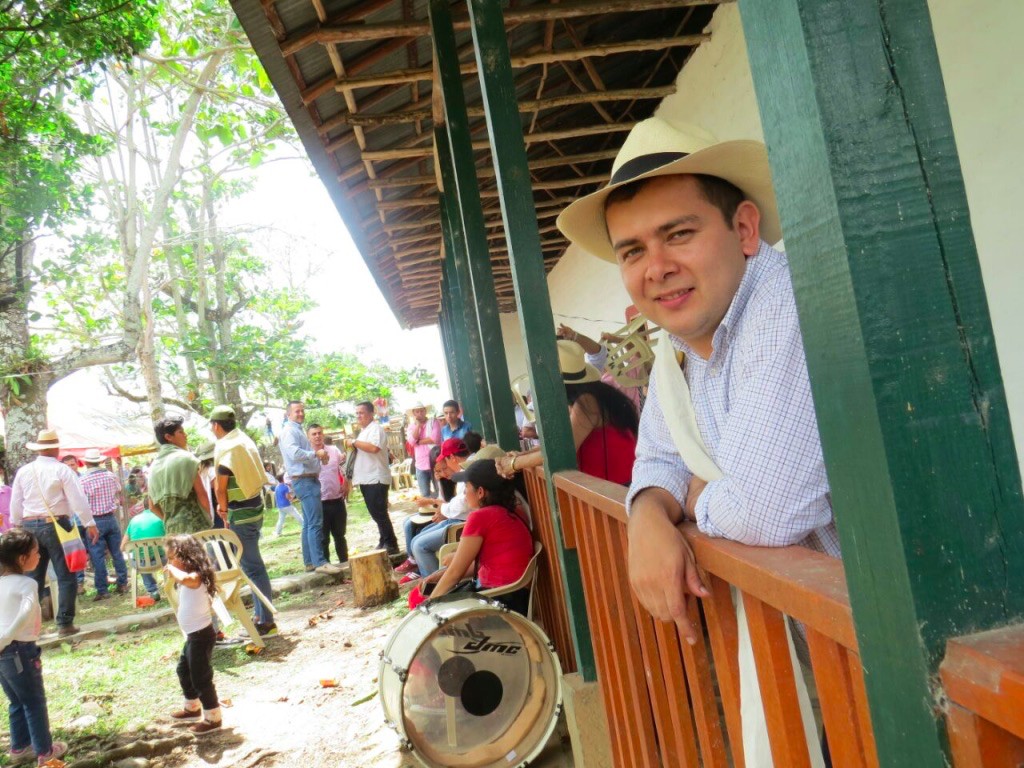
46, 154, 450, 440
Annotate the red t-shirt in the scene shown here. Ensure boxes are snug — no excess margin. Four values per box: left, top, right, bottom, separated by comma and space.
462, 504, 533, 589
577, 425, 637, 485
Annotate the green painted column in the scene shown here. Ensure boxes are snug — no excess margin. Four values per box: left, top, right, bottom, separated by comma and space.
465, 0, 596, 681
738, 0, 1024, 764
439, 195, 485, 433
429, 0, 519, 450
437, 297, 460, 405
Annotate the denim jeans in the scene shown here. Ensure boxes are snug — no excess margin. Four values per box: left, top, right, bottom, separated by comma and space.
24, 518, 77, 629
291, 477, 326, 568
415, 469, 438, 498
410, 518, 462, 577
141, 573, 160, 598
229, 519, 274, 625
88, 514, 128, 594
0, 642, 52, 755
274, 505, 303, 536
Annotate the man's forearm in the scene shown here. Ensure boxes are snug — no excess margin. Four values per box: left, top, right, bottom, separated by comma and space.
353, 440, 380, 454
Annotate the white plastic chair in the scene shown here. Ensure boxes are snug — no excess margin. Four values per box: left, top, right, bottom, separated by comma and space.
480, 541, 544, 620
124, 536, 167, 605
192, 529, 277, 647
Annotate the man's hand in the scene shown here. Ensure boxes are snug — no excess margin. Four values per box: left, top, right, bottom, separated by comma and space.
683, 477, 708, 522
217, 504, 228, 522
315, 448, 328, 464
495, 455, 516, 478
627, 488, 709, 645
432, 510, 445, 524
85, 525, 100, 545
415, 497, 440, 508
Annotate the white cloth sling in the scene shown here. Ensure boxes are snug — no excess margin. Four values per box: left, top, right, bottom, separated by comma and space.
653, 336, 824, 767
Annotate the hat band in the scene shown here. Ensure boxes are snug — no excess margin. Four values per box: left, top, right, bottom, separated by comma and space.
35, 438, 59, 445
563, 368, 590, 382
611, 151, 688, 185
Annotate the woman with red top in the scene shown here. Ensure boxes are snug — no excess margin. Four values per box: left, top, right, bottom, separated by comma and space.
498, 340, 639, 485
417, 460, 534, 615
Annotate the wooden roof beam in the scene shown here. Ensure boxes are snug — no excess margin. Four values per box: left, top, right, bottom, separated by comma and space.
345, 84, 675, 127
283, 0, 726, 53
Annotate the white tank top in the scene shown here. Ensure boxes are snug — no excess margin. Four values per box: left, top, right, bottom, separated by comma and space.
176, 583, 213, 635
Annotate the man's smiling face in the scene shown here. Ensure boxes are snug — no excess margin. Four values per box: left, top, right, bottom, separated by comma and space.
606, 174, 760, 359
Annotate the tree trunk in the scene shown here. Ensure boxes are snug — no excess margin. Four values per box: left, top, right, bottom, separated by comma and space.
0, 239, 48, 478
138, 273, 164, 421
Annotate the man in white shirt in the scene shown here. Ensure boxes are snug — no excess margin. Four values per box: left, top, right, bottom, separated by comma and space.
10, 429, 99, 636
345, 401, 397, 554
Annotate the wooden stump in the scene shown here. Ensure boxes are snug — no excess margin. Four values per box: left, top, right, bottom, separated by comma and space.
351, 549, 399, 608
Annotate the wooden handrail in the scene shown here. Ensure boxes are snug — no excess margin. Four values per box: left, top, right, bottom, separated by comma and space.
941, 625, 1024, 766
543, 468, 877, 767
552, 470, 857, 648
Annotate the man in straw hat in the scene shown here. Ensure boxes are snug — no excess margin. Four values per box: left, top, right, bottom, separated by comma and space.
79, 448, 129, 600
557, 116, 837, 766
9, 429, 100, 636
406, 402, 441, 499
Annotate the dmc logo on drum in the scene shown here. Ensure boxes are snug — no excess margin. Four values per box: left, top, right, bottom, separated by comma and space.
455, 634, 523, 656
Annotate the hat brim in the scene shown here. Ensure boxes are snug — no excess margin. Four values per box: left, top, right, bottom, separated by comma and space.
82, 457, 104, 464
408, 514, 435, 525
562, 363, 602, 385
27, 441, 60, 451
556, 140, 781, 262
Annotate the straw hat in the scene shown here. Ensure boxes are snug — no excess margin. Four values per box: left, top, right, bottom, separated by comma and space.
26, 429, 61, 451
556, 116, 781, 262
557, 340, 601, 384
81, 448, 105, 464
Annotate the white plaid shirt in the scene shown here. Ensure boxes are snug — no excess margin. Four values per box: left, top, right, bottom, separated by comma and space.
626, 241, 841, 558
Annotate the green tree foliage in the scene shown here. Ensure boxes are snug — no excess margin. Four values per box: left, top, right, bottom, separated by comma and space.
0, 0, 161, 255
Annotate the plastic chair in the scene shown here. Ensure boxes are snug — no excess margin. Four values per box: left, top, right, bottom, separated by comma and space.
480, 541, 544, 620
444, 522, 465, 545
603, 314, 656, 388
192, 529, 277, 647
124, 536, 167, 606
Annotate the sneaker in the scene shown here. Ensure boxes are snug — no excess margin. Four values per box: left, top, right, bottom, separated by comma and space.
36, 741, 66, 766
189, 719, 222, 736
114, 583, 128, 595
256, 622, 279, 637
57, 625, 79, 637
398, 573, 420, 585
92, 592, 111, 602
169, 708, 202, 720
8, 746, 34, 765
304, 565, 316, 572
386, 545, 401, 557
394, 558, 418, 574
315, 563, 342, 575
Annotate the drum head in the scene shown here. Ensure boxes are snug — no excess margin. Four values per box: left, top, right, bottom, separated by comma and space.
400, 599, 561, 768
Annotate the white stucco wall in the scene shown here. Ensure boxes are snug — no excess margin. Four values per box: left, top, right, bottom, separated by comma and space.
499, 2, 1024, 466
930, 0, 1024, 469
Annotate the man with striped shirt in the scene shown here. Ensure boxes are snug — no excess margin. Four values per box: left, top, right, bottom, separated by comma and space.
210, 405, 277, 637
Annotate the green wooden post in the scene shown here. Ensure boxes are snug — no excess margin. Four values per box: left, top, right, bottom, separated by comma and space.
437, 296, 460, 405
465, 0, 596, 681
439, 192, 485, 433
429, 0, 519, 450
738, 0, 1024, 763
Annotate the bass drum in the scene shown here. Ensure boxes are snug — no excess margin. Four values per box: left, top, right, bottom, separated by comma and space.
379, 594, 562, 768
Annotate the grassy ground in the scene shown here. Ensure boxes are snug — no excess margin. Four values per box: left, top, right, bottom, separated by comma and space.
68, 495, 372, 625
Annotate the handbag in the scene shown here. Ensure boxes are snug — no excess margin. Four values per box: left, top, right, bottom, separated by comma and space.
33, 469, 89, 572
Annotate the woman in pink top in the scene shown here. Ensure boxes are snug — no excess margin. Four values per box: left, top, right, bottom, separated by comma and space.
406, 404, 441, 498
423, 460, 533, 615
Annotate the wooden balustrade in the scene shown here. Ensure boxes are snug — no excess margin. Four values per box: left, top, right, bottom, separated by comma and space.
543, 469, 879, 768
522, 466, 578, 673
941, 625, 1024, 767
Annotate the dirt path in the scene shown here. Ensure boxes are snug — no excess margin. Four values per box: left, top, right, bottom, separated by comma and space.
163, 503, 415, 768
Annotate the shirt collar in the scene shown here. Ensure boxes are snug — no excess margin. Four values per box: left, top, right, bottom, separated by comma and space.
671, 239, 779, 359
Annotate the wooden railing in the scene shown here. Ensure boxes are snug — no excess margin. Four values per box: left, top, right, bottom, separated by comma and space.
522, 466, 577, 674
528, 469, 880, 767
941, 625, 1024, 766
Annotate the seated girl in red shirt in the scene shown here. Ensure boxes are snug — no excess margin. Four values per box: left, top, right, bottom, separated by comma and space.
413, 460, 534, 615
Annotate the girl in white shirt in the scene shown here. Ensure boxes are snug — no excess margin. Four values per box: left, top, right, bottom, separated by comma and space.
0, 529, 66, 766
164, 534, 222, 736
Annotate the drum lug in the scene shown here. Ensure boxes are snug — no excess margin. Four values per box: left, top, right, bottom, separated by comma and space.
395, 666, 408, 682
